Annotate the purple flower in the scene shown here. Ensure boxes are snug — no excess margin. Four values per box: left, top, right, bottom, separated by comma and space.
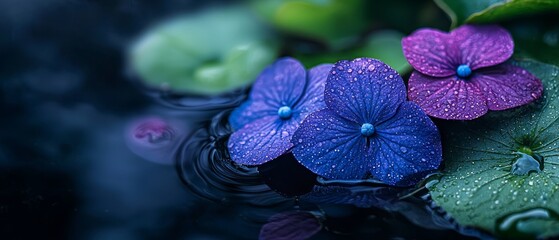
228, 57, 332, 165
291, 58, 442, 186
259, 211, 322, 240
402, 24, 543, 120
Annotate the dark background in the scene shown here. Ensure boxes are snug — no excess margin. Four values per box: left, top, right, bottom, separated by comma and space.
0, 0, 233, 239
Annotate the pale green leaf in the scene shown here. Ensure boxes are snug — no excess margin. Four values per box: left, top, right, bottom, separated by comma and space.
129, 6, 278, 95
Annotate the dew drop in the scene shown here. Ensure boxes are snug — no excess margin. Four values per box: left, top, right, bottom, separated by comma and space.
399, 146, 408, 153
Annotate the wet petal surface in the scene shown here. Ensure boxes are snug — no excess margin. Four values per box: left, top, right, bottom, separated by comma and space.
295, 64, 332, 115
228, 116, 301, 165
251, 57, 307, 106
402, 28, 458, 77
229, 58, 307, 130
229, 100, 278, 130
292, 109, 375, 180
451, 25, 514, 70
473, 64, 543, 111
408, 71, 488, 120
374, 102, 442, 186
325, 58, 406, 123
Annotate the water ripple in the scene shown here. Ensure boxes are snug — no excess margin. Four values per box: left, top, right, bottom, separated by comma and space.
175, 110, 289, 208
154, 88, 249, 112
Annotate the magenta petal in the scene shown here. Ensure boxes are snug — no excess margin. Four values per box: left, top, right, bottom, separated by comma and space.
294, 64, 332, 115
451, 25, 513, 70
402, 28, 458, 77
408, 71, 488, 120
228, 116, 300, 165
472, 64, 543, 111
251, 57, 307, 106
325, 58, 406, 123
259, 211, 322, 240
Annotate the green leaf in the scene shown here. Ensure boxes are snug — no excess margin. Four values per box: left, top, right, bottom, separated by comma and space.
434, 0, 559, 28
296, 31, 410, 74
427, 59, 559, 238
251, 0, 370, 47
129, 6, 278, 95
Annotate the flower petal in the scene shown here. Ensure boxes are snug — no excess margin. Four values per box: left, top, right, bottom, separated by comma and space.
229, 57, 307, 129
451, 25, 513, 70
259, 211, 322, 240
292, 109, 375, 180
251, 57, 307, 106
294, 64, 332, 115
472, 64, 543, 110
325, 58, 406, 123
229, 100, 277, 130
374, 102, 442, 186
228, 116, 300, 165
408, 71, 488, 120
402, 28, 458, 77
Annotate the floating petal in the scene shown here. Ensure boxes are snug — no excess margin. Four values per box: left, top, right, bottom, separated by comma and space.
229, 100, 278, 130
259, 211, 322, 240
228, 116, 300, 165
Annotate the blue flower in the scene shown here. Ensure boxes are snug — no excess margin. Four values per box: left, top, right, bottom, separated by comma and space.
291, 58, 442, 186
228, 58, 332, 165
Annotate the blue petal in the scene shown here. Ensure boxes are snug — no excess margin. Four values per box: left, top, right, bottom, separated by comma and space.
229, 57, 307, 130
228, 116, 301, 165
251, 57, 307, 107
325, 58, 406, 123
294, 64, 332, 115
292, 109, 377, 179
229, 99, 277, 130
373, 102, 442, 186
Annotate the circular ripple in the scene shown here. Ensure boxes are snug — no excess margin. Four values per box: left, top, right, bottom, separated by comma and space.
175, 110, 289, 208
153, 88, 249, 112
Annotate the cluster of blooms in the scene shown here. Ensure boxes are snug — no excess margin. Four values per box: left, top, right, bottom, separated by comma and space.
227, 24, 543, 186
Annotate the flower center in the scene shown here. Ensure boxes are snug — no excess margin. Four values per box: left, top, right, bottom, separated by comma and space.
360, 123, 375, 137
456, 64, 472, 78
277, 106, 292, 120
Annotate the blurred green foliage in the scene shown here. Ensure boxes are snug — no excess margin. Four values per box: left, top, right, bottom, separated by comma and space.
130, 6, 278, 95
251, 0, 372, 48
297, 31, 410, 74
